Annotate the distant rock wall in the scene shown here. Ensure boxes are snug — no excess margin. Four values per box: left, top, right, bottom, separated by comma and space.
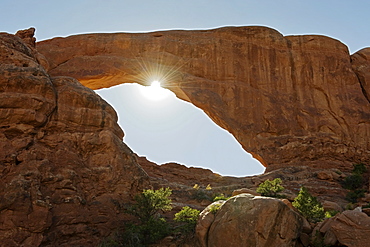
0, 29, 149, 246
37, 26, 370, 171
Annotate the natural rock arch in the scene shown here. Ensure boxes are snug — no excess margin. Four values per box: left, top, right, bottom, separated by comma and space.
37, 26, 370, 171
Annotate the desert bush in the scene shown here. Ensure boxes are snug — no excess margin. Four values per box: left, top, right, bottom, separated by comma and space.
209, 203, 222, 214
213, 193, 229, 201
352, 163, 367, 175
345, 189, 366, 203
128, 187, 172, 220
342, 163, 368, 203
292, 186, 325, 223
174, 206, 200, 234
342, 173, 364, 190
123, 188, 172, 246
191, 185, 213, 201
325, 210, 339, 219
256, 178, 284, 197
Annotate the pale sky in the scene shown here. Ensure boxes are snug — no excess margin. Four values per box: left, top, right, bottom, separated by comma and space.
1, 1, 369, 176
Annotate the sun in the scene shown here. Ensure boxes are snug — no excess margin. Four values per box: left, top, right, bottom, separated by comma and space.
139, 81, 172, 101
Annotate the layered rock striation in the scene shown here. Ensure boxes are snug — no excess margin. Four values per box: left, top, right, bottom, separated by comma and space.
37, 26, 370, 171
0, 29, 149, 246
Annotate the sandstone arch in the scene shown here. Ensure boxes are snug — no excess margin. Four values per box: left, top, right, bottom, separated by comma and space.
37, 26, 370, 171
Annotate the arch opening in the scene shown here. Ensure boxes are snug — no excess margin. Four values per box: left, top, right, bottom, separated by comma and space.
96, 83, 265, 177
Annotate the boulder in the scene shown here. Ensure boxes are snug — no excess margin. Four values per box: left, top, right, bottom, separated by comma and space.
197, 194, 303, 247
0, 30, 149, 246
196, 200, 226, 247
316, 210, 370, 247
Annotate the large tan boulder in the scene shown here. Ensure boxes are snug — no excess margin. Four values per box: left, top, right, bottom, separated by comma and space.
196, 194, 303, 247
0, 30, 149, 246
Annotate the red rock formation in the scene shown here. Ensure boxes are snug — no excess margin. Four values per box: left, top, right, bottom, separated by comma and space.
315, 209, 370, 247
351, 47, 370, 103
37, 26, 370, 171
0, 30, 149, 246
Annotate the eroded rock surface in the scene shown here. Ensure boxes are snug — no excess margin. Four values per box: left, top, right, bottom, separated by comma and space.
37, 26, 370, 171
315, 209, 370, 247
0, 30, 149, 246
197, 194, 303, 247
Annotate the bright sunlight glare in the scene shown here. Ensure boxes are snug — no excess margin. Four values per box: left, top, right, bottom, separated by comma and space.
139, 80, 172, 101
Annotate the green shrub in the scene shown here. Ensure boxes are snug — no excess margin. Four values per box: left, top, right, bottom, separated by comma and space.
209, 203, 222, 214
342, 173, 364, 190
191, 188, 212, 201
213, 193, 229, 202
325, 210, 339, 218
346, 189, 366, 203
292, 186, 325, 223
123, 188, 173, 245
128, 187, 172, 221
174, 206, 200, 234
256, 178, 284, 197
341, 163, 368, 203
353, 163, 367, 175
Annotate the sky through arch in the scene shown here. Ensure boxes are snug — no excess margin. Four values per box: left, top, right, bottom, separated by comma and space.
96, 83, 265, 176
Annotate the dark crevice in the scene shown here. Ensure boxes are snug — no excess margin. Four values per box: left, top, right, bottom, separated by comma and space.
353, 72, 370, 104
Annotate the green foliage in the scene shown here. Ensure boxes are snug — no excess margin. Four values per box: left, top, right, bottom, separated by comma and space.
174, 206, 200, 234
209, 203, 221, 214
341, 163, 368, 203
191, 188, 212, 201
342, 173, 364, 190
346, 189, 366, 203
292, 186, 325, 223
122, 188, 172, 246
128, 188, 172, 221
256, 178, 285, 197
325, 210, 339, 219
213, 193, 229, 202
352, 163, 367, 175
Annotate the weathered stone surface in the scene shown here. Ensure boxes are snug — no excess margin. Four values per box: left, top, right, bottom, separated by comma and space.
37, 26, 370, 172
316, 210, 370, 247
322, 200, 343, 212
232, 187, 259, 196
195, 200, 226, 247
352, 47, 370, 103
203, 194, 303, 247
0, 30, 149, 246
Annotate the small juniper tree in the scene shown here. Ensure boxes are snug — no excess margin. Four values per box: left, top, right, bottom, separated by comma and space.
174, 206, 200, 234
256, 178, 285, 197
129, 187, 172, 221
124, 188, 173, 246
292, 186, 325, 223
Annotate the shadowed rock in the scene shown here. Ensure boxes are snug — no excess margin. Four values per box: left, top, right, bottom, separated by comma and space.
0, 30, 149, 246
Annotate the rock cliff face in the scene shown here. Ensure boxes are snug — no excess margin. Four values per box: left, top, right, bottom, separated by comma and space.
37, 26, 370, 171
0, 29, 149, 246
